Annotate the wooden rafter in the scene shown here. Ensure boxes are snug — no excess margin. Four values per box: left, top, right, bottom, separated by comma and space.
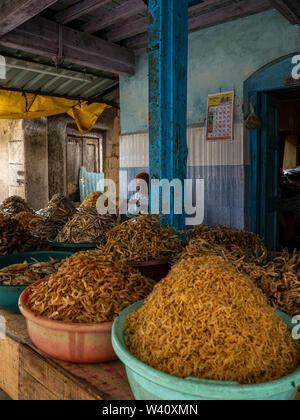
271, 0, 300, 25
0, 0, 59, 36
82, 0, 147, 34
106, 16, 148, 42
55, 0, 111, 24
0, 17, 135, 76
189, 0, 272, 32
122, 0, 273, 48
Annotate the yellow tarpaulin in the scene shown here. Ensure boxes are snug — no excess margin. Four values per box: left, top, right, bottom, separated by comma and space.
0, 89, 107, 135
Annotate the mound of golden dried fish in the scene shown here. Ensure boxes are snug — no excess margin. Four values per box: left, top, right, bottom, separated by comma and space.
181, 237, 300, 317
27, 251, 156, 323
14, 212, 46, 231
0, 215, 45, 256
55, 207, 117, 244
126, 256, 300, 385
80, 191, 102, 208
187, 224, 267, 259
0, 258, 63, 286
0, 196, 33, 217
102, 215, 184, 262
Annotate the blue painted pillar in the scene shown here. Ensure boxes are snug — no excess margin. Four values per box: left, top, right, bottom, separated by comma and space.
148, 0, 188, 232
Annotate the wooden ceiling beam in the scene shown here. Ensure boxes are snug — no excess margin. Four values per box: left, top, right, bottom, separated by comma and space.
0, 0, 59, 36
0, 16, 135, 76
106, 16, 148, 42
55, 0, 111, 24
189, 0, 272, 32
82, 0, 147, 34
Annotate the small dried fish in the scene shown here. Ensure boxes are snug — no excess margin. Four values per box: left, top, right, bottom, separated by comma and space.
180, 236, 300, 317
29, 194, 76, 239
0, 196, 33, 217
101, 215, 184, 262
80, 192, 102, 208
0, 215, 46, 256
0, 258, 63, 286
126, 256, 300, 385
187, 224, 267, 261
55, 207, 117, 244
27, 251, 156, 323
39, 194, 76, 220
14, 212, 46, 231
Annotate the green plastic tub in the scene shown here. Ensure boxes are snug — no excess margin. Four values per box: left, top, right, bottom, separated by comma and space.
0, 251, 72, 313
112, 300, 300, 400
47, 237, 99, 253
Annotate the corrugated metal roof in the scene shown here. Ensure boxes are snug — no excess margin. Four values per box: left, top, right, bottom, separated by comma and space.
0, 46, 119, 106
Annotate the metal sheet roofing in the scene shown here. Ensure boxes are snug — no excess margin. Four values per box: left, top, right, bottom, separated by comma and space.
0, 46, 119, 106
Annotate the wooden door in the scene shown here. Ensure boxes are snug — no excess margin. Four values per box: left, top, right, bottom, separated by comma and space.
66, 136, 101, 202
260, 93, 280, 250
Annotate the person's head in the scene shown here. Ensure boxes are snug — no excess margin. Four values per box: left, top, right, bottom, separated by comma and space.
136, 172, 149, 192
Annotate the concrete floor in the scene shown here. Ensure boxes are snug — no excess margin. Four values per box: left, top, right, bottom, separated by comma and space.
0, 389, 11, 400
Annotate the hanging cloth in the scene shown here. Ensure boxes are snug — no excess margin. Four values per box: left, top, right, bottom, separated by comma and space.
0, 89, 107, 134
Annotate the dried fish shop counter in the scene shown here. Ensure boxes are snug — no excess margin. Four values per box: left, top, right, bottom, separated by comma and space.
0, 308, 134, 400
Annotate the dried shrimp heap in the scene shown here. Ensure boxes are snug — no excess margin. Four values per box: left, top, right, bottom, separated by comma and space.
0, 196, 33, 217
181, 238, 300, 317
55, 207, 117, 244
27, 251, 156, 323
0, 215, 45, 256
187, 224, 267, 260
14, 211, 46, 231
102, 215, 184, 262
80, 191, 102, 208
125, 256, 300, 385
0, 258, 63, 286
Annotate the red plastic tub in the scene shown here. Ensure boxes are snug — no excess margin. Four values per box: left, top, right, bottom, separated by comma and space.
18, 280, 117, 364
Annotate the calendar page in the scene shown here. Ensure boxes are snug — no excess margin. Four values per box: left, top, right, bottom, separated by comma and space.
206, 91, 234, 141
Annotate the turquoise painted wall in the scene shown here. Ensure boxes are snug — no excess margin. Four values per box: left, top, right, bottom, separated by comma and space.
119, 9, 300, 135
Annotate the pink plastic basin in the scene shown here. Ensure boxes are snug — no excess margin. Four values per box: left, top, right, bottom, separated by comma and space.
18, 281, 117, 364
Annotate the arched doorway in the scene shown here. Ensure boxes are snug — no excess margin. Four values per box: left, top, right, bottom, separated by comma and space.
245, 54, 300, 250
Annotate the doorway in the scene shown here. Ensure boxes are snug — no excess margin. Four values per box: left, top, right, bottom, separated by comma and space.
66, 135, 103, 202
249, 87, 300, 250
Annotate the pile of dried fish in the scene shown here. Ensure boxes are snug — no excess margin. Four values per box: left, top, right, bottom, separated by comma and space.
102, 215, 184, 262
0, 215, 45, 256
0, 196, 33, 217
181, 238, 300, 317
248, 250, 300, 317
187, 224, 267, 259
29, 216, 65, 240
126, 255, 300, 385
0, 258, 63, 286
55, 207, 117, 244
28, 194, 77, 239
27, 251, 156, 323
80, 191, 102, 208
39, 194, 76, 221
14, 212, 46, 231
